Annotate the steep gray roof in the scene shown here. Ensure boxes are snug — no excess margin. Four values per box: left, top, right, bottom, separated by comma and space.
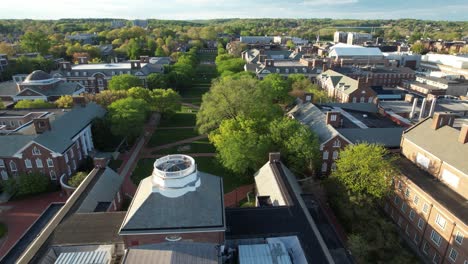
288, 101, 340, 144
34, 103, 106, 153
24, 70, 52, 82
123, 243, 219, 264
120, 171, 225, 234
19, 82, 83, 97
338, 128, 404, 147
320, 103, 378, 113
0, 135, 35, 156
403, 117, 468, 175
0, 81, 18, 96
321, 70, 360, 95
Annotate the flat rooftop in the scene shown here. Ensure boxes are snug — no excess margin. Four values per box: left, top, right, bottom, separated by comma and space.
71, 63, 148, 70
397, 157, 468, 223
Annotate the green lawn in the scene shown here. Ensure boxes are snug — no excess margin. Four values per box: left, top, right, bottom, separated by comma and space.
148, 128, 200, 148
131, 157, 252, 193
152, 138, 214, 155
179, 88, 210, 98
159, 105, 198, 127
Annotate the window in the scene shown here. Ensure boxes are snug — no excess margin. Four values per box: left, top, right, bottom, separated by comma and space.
47, 158, 53, 167
433, 253, 440, 264
49, 170, 56, 180
413, 195, 419, 205
401, 202, 407, 213
405, 224, 410, 235
117, 192, 121, 203
0, 159, 4, 168
330, 114, 337, 121
321, 162, 328, 172
360, 96, 365, 103
70, 149, 74, 158
112, 71, 115, 76
397, 216, 403, 227
323, 151, 329, 160
423, 203, 430, 214
78, 150, 82, 160
449, 248, 458, 262
455, 231, 463, 245
368, 97, 373, 103
435, 214, 446, 230
67, 165, 71, 176
333, 139, 341, 148
64, 153, 69, 163
331, 163, 336, 171
416, 153, 430, 169
405, 188, 410, 198
409, 210, 415, 220
32, 146, 41, 155
9, 161, 17, 171
332, 151, 339, 160
394, 195, 400, 205
36, 158, 43, 168
25, 159, 32, 168
422, 242, 429, 255
418, 218, 425, 230
414, 233, 419, 244
74, 72, 79, 77
72, 160, 76, 170
430, 230, 442, 246
1, 170, 8, 181
83, 71, 87, 76
397, 181, 403, 191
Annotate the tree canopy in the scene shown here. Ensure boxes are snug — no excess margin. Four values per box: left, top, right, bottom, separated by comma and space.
146, 73, 169, 89
14, 99, 55, 109
55, 95, 74, 108
108, 74, 142, 90
20, 31, 50, 54
107, 97, 149, 139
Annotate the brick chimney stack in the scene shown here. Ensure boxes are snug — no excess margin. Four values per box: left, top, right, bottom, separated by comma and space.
60, 61, 72, 71
72, 96, 87, 107
431, 112, 455, 130
265, 59, 274, 67
325, 111, 342, 128
78, 57, 89, 64
458, 124, 468, 144
33, 118, 51, 134
140, 56, 150, 63
269, 152, 281, 163
130, 60, 141, 70
303, 92, 313, 103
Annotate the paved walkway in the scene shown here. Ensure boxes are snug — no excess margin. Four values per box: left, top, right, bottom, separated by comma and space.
0, 191, 66, 258
156, 126, 196, 130
181, 102, 200, 110
144, 135, 208, 154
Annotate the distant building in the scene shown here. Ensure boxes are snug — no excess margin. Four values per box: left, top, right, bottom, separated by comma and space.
318, 69, 378, 103
383, 52, 422, 69
420, 54, 468, 78
65, 33, 98, 45
289, 100, 405, 175
334, 66, 416, 88
385, 113, 468, 264
334, 31, 348, 43
53, 56, 167, 93
347, 32, 373, 45
239, 36, 273, 44
132, 19, 148, 28
111, 20, 126, 29
273, 36, 309, 45
403, 75, 468, 97
328, 43, 389, 67
0, 102, 105, 184
0, 54, 8, 72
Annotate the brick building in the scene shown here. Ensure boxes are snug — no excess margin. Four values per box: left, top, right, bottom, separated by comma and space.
53, 56, 168, 93
0, 102, 105, 184
402, 75, 468, 97
119, 155, 225, 247
385, 113, 468, 264
318, 69, 378, 103
334, 66, 416, 88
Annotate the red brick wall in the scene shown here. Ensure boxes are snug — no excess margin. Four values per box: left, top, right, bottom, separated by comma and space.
320, 135, 349, 175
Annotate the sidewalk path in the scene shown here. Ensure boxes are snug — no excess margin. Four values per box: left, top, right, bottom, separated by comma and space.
181, 102, 200, 110
145, 135, 208, 154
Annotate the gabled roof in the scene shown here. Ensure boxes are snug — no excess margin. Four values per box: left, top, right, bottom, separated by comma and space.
254, 162, 291, 206
0, 81, 19, 96
329, 46, 383, 57
120, 171, 225, 234
403, 117, 468, 175
0, 135, 35, 156
338, 127, 404, 147
321, 70, 361, 95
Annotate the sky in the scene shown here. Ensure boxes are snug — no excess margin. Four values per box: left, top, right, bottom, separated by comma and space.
1, 0, 467, 21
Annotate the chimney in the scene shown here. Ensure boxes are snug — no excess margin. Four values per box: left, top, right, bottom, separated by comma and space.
458, 124, 468, 144
357, 77, 368, 89
303, 92, 313, 103
140, 56, 149, 63
72, 96, 87, 107
259, 54, 267, 63
326, 111, 341, 128
33, 118, 51, 134
404, 94, 414, 103
130, 60, 141, 70
265, 59, 274, 67
60, 61, 72, 71
269, 152, 281, 163
322, 63, 329, 72
431, 112, 455, 130
78, 57, 89, 64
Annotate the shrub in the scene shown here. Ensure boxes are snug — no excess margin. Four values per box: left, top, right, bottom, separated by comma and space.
68, 171, 88, 188
4, 173, 51, 197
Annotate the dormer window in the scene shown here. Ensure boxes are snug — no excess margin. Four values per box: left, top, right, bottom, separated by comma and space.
32, 146, 41, 155
333, 139, 341, 148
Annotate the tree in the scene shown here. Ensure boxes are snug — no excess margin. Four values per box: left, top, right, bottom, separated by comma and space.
215, 54, 245, 75
68, 171, 88, 187
269, 118, 320, 174
55, 95, 74, 108
196, 75, 282, 134
155, 46, 166, 57
146, 73, 168, 89
286, 40, 296, 50
108, 97, 149, 139
20, 31, 50, 55
14, 99, 55, 109
91, 117, 122, 151
149, 89, 181, 115
85, 90, 128, 108
127, 38, 141, 59
108, 74, 142, 90
4, 173, 51, 197
411, 42, 427, 54
210, 117, 272, 174
0, 101, 5, 110
0, 42, 15, 57
331, 143, 395, 200
261, 74, 292, 104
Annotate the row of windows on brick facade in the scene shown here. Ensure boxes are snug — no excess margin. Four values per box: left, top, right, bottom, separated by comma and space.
0, 120, 23, 127
386, 203, 465, 264
65, 70, 131, 77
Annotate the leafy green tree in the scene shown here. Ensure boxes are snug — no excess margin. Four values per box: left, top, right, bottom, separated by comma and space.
411, 42, 427, 54
108, 97, 149, 139
332, 143, 396, 200
146, 73, 168, 89
128, 87, 151, 102
269, 118, 320, 174
196, 75, 282, 134
68, 171, 88, 187
55, 95, 74, 108
0, 42, 15, 57
149, 88, 181, 115
108, 74, 142, 90
14, 99, 55, 109
286, 40, 296, 50
20, 31, 50, 54
4, 173, 51, 196
85, 90, 128, 108
0, 101, 5, 109
91, 117, 123, 151
155, 46, 166, 57
215, 54, 245, 75
127, 38, 141, 59
210, 117, 272, 174
261, 74, 292, 104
